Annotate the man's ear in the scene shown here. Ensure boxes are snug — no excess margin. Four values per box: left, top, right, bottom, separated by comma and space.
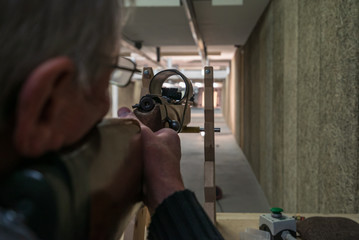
14, 57, 77, 157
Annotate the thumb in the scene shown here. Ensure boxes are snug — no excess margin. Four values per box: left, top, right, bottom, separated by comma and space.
117, 107, 131, 117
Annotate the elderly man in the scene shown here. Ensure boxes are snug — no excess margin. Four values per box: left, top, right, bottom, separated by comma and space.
0, 0, 223, 239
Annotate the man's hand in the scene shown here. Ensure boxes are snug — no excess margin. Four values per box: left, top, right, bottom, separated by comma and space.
118, 107, 185, 213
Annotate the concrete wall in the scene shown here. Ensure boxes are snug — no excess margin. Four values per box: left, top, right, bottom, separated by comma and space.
223, 49, 242, 145
222, 0, 359, 213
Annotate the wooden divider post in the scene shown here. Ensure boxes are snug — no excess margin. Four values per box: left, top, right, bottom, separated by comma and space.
140, 67, 153, 97
204, 66, 216, 223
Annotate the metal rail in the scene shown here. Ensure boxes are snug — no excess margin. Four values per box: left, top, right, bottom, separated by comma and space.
181, 0, 208, 66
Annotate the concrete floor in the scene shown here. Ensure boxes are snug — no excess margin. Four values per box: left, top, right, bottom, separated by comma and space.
179, 108, 270, 213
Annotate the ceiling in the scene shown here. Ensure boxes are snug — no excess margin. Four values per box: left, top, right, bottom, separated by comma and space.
120, 0, 269, 79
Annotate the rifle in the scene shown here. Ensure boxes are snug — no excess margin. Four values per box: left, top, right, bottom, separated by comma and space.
0, 69, 193, 240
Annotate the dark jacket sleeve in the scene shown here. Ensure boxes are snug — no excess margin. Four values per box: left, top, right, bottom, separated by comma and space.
147, 190, 224, 240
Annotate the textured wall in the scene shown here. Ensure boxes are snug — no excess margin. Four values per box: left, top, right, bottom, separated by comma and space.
223, 49, 241, 145
222, 0, 359, 213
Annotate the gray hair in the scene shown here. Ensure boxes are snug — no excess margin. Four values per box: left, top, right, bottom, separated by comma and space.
0, 0, 122, 128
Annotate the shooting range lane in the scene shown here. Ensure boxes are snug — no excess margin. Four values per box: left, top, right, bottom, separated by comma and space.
180, 108, 270, 213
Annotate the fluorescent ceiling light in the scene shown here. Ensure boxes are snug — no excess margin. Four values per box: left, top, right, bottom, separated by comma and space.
212, 0, 243, 6
124, 0, 180, 7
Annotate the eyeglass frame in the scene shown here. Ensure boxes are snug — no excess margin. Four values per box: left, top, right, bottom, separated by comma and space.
110, 57, 141, 87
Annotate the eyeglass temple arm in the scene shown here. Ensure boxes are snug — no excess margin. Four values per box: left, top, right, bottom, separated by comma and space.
112, 65, 142, 73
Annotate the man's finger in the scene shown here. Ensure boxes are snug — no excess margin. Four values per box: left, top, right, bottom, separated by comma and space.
117, 106, 149, 129
117, 107, 138, 121
117, 107, 131, 117
155, 127, 178, 135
